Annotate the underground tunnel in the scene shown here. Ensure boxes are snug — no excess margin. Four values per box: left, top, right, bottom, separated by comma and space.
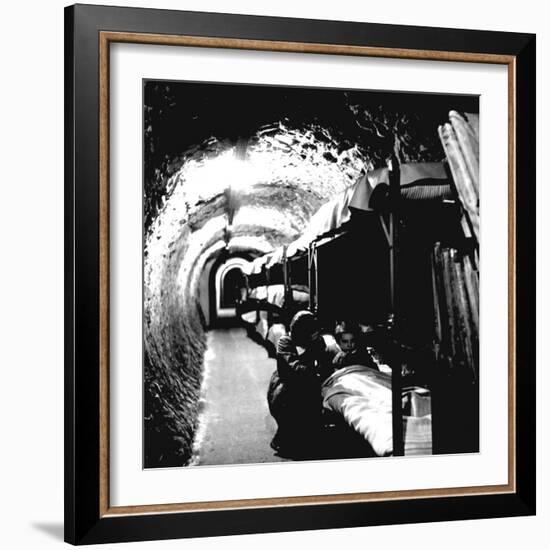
143, 81, 479, 467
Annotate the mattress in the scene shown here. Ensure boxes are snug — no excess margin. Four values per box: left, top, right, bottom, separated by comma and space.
321, 364, 432, 456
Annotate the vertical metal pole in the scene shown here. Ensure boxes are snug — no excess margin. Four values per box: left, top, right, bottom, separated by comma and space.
389, 156, 404, 457
282, 245, 290, 307
308, 244, 314, 312
255, 267, 260, 324
265, 264, 272, 326
307, 243, 319, 314
389, 215, 395, 311
313, 245, 319, 315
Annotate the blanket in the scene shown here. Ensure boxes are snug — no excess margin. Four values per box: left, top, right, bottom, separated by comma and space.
321, 364, 432, 456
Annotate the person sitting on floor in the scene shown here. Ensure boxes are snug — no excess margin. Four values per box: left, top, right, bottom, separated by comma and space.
267, 310, 339, 457
332, 321, 379, 371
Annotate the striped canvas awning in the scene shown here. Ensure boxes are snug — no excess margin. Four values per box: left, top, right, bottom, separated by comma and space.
245, 162, 452, 273
349, 162, 452, 213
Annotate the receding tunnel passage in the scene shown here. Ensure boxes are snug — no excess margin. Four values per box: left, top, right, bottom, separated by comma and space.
220, 268, 241, 309
143, 80, 480, 468
214, 258, 248, 320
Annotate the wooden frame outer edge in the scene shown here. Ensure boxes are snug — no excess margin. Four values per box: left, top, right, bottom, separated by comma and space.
98, 31, 517, 518
99, 31, 110, 517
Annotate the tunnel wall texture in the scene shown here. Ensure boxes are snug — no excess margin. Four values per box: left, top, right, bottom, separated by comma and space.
143, 82, 470, 467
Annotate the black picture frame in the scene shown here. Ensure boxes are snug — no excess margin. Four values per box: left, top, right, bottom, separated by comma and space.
65, 3, 536, 545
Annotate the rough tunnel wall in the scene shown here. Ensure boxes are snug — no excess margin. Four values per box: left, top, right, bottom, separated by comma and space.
144, 223, 207, 468
143, 82, 471, 468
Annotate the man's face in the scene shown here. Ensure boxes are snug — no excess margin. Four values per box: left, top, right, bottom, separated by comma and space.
339, 332, 357, 353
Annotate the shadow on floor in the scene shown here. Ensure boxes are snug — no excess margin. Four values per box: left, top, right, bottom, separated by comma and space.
30, 522, 64, 542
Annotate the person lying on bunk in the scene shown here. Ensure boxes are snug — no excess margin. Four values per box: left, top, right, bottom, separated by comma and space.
267, 310, 339, 457
332, 322, 379, 371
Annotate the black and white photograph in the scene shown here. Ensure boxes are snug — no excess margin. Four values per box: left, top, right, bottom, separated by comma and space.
143, 81, 480, 469
0, 0, 541, 546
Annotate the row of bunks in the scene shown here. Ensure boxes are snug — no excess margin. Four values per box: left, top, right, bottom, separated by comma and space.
236, 111, 480, 457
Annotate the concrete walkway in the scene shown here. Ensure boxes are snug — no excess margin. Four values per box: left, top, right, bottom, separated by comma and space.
191, 328, 287, 466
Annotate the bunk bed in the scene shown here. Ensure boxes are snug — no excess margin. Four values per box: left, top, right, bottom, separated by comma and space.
321, 365, 432, 456
239, 111, 479, 457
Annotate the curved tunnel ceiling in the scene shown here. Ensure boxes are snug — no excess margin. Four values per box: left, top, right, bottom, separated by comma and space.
145, 123, 369, 311
142, 80, 479, 467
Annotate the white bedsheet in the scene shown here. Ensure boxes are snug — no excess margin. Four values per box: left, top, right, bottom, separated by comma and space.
321, 365, 432, 456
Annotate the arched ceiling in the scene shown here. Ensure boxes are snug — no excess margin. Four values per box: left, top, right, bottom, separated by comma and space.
146, 123, 368, 308
144, 85, 477, 310
142, 80, 479, 467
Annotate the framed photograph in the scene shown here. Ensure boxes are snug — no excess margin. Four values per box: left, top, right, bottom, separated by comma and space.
64, 3, 535, 545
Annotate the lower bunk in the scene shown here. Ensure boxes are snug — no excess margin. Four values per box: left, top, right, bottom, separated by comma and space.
321, 364, 432, 457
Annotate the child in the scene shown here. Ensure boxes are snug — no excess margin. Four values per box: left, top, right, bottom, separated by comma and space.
333, 322, 379, 370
